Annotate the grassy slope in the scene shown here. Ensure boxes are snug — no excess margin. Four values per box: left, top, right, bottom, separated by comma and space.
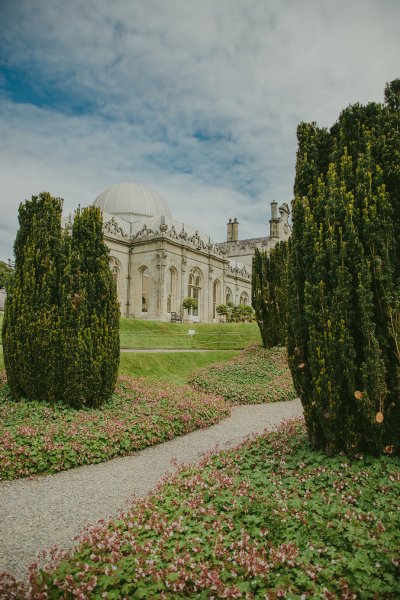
119, 318, 260, 349
0, 313, 251, 380
120, 350, 237, 385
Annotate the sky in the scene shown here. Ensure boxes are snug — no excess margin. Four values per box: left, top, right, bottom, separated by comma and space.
0, 0, 399, 262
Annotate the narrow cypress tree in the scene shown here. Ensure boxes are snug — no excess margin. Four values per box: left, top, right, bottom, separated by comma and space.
57, 206, 120, 408
252, 242, 288, 348
2, 192, 63, 402
2, 197, 120, 408
288, 81, 400, 455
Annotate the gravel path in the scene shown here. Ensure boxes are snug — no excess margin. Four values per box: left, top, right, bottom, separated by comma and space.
0, 399, 303, 582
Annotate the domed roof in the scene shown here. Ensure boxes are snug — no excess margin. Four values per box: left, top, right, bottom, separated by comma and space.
93, 182, 172, 223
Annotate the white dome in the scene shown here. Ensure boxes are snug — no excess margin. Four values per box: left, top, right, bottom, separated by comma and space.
93, 182, 172, 223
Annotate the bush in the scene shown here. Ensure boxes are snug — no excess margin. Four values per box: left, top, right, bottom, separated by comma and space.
288, 80, 400, 455
252, 242, 288, 348
2, 195, 120, 408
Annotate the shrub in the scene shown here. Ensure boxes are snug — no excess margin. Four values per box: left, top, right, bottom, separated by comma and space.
57, 206, 120, 408
252, 242, 288, 348
2, 195, 120, 408
288, 80, 400, 455
2, 192, 63, 403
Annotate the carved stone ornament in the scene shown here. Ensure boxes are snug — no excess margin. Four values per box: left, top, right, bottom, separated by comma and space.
104, 216, 128, 238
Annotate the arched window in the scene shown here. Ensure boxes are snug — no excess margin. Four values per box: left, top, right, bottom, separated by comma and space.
240, 291, 249, 305
213, 279, 220, 318
140, 267, 151, 313
167, 267, 178, 313
226, 287, 233, 305
188, 267, 202, 317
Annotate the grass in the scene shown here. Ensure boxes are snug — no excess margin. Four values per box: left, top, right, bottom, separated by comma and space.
0, 374, 229, 481
189, 344, 296, 404
119, 318, 260, 349
3, 419, 399, 599
120, 350, 238, 385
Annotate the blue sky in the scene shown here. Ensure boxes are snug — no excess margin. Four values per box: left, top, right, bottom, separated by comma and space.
0, 0, 399, 262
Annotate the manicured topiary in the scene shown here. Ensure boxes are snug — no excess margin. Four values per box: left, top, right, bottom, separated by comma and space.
288, 80, 400, 455
57, 206, 120, 408
2, 192, 63, 402
252, 242, 288, 348
2, 196, 120, 408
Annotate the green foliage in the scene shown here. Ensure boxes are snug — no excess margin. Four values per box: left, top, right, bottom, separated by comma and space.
182, 296, 198, 312
57, 206, 120, 408
2, 192, 63, 403
0, 261, 13, 290
188, 343, 296, 404
252, 242, 289, 348
0, 374, 229, 480
216, 303, 255, 323
10, 421, 399, 598
2, 195, 120, 408
288, 80, 400, 456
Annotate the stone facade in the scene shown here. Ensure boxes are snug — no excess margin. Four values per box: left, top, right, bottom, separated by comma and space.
79, 182, 291, 322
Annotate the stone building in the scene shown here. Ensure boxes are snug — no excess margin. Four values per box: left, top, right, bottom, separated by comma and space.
84, 182, 290, 322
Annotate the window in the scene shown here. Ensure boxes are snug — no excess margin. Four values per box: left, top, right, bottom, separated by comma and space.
226, 287, 233, 305
188, 267, 202, 317
240, 291, 249, 305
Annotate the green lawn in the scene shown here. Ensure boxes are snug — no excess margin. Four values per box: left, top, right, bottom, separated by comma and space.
119, 318, 260, 349
120, 350, 237, 385
7, 419, 398, 598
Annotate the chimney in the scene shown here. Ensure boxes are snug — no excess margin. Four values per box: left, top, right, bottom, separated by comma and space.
269, 201, 279, 238
232, 217, 239, 241
227, 218, 233, 242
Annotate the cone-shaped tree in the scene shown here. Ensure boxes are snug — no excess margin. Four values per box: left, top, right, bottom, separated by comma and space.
2, 197, 120, 408
2, 192, 63, 402
252, 242, 288, 348
58, 206, 120, 408
288, 80, 400, 455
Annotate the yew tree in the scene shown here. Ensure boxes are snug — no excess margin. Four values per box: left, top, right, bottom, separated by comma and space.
288, 80, 400, 455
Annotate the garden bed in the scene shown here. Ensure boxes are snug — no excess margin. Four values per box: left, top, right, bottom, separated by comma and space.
2, 419, 399, 598
0, 373, 229, 480
188, 343, 296, 404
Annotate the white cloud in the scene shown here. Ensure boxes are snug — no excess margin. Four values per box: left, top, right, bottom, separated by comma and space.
0, 0, 399, 261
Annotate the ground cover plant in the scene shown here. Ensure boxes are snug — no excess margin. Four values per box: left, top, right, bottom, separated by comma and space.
0, 374, 229, 480
188, 343, 296, 404
2, 419, 399, 598
119, 318, 260, 349
119, 350, 238, 386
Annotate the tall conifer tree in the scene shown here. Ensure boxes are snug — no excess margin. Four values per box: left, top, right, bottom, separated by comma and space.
2, 197, 120, 408
252, 242, 288, 348
2, 192, 63, 402
288, 81, 400, 455
58, 206, 120, 408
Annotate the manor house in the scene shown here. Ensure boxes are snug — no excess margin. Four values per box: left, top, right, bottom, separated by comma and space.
81, 182, 290, 322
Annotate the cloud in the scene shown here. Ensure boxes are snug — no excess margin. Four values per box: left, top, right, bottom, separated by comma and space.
0, 0, 399, 261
